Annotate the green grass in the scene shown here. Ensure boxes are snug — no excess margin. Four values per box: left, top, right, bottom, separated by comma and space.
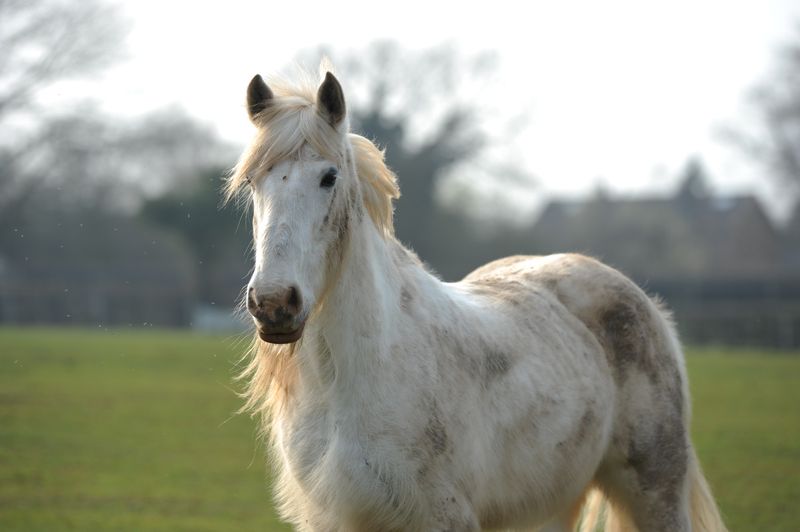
687, 349, 800, 531
0, 327, 289, 532
1, 328, 798, 530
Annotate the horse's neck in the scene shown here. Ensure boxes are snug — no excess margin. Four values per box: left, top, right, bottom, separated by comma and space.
299, 218, 410, 398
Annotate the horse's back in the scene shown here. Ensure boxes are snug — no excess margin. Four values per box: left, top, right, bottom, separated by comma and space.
464, 253, 682, 384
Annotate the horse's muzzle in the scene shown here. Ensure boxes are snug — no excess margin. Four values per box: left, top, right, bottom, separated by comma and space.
248, 285, 305, 344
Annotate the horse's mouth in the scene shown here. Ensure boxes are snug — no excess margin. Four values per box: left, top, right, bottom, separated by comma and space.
257, 323, 305, 344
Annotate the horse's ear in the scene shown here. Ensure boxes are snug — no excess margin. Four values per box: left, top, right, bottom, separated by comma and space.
247, 74, 273, 122
317, 72, 346, 127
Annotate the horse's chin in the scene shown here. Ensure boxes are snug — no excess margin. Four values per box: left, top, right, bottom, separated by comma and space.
257, 323, 305, 344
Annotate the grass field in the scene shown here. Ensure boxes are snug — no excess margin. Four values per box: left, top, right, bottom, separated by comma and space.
1, 328, 798, 531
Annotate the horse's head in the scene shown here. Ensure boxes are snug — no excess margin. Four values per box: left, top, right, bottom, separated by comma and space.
229, 70, 397, 344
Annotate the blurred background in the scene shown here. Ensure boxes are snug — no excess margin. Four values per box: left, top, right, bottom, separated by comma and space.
2, 0, 800, 347
1, 0, 799, 530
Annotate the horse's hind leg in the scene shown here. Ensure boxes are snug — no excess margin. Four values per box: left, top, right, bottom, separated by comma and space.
619, 475, 690, 532
596, 420, 692, 532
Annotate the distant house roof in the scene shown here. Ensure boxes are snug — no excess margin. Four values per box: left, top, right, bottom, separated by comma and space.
532, 184, 787, 281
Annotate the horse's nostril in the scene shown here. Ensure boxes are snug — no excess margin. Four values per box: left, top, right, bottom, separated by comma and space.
287, 285, 301, 312
247, 287, 259, 312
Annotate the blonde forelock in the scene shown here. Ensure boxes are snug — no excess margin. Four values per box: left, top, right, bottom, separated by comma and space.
226, 68, 400, 237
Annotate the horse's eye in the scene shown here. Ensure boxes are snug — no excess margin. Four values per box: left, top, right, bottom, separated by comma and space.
320, 167, 338, 188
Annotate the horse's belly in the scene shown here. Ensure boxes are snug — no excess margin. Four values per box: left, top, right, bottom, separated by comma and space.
465, 347, 615, 527
489, 433, 606, 524
471, 406, 611, 528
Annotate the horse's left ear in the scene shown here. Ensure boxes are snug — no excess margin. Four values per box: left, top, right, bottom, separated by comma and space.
317, 72, 346, 127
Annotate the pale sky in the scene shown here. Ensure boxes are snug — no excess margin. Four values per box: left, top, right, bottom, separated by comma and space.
80, 0, 800, 220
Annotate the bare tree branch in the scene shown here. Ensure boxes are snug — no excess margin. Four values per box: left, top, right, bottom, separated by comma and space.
0, 0, 128, 121
0, 0, 130, 213
731, 23, 800, 195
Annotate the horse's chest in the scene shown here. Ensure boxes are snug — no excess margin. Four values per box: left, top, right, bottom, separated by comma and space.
279, 411, 419, 527
277, 410, 335, 484
280, 410, 401, 487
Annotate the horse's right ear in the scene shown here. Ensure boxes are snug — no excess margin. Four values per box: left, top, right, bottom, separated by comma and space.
247, 74, 273, 122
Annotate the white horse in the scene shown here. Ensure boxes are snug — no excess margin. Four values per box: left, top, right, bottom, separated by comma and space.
227, 67, 727, 532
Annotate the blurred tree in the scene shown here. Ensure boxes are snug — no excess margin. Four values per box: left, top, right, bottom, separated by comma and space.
675, 157, 712, 202
21, 108, 232, 211
0, 0, 127, 213
340, 43, 489, 247
728, 23, 800, 198
140, 168, 252, 306
0, 0, 234, 222
1, 105, 233, 229
313, 42, 535, 279
0, 0, 125, 120
0, 0, 238, 327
